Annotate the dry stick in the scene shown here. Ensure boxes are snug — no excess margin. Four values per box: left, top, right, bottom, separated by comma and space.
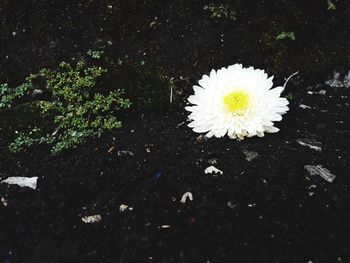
170, 85, 173, 103
51, 126, 60, 136
283, 71, 299, 90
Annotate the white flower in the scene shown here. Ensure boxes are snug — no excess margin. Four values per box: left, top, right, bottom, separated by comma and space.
185, 64, 289, 139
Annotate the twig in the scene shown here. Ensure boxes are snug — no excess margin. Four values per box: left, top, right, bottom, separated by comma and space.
283, 71, 299, 90
52, 126, 60, 136
170, 85, 173, 103
173, 77, 190, 83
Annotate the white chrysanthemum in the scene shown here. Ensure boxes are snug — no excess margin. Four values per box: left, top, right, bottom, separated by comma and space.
185, 64, 289, 139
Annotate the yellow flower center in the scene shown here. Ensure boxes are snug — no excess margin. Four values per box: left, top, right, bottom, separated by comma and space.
223, 91, 250, 114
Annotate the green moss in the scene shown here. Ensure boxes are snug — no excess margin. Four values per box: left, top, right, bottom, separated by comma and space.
0, 53, 176, 154
276, 31, 296, 41
203, 3, 236, 20
0, 61, 131, 154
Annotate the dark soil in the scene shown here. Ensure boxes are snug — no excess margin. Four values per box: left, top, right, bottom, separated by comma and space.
1, 82, 350, 263
1, 1, 350, 262
1, 0, 350, 86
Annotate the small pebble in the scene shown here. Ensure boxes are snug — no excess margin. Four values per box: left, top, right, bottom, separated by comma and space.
204, 166, 223, 176
81, 214, 102, 224
196, 134, 208, 144
119, 204, 133, 212
1, 197, 8, 207
180, 192, 193, 203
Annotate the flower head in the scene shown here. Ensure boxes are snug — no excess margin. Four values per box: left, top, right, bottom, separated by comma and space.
185, 64, 289, 139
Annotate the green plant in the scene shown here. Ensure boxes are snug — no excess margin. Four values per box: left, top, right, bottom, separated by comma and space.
0, 61, 131, 154
203, 4, 236, 20
276, 31, 296, 41
87, 49, 104, 59
0, 83, 33, 109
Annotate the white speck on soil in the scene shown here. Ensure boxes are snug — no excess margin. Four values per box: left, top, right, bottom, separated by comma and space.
308, 90, 326, 95
227, 201, 237, 209
208, 158, 218, 165
204, 166, 223, 176
297, 139, 322, 151
1, 176, 38, 190
81, 214, 102, 223
304, 165, 336, 183
117, 150, 134, 156
1, 197, 8, 207
299, 104, 312, 109
119, 204, 133, 212
242, 150, 259, 161
158, 225, 171, 229
180, 192, 193, 203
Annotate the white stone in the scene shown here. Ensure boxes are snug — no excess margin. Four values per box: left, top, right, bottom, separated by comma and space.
1, 176, 38, 189
119, 204, 133, 212
1, 197, 8, 207
204, 166, 223, 175
180, 192, 193, 203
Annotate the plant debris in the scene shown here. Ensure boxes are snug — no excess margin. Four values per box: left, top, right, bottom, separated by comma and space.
297, 139, 322, 151
304, 165, 336, 183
